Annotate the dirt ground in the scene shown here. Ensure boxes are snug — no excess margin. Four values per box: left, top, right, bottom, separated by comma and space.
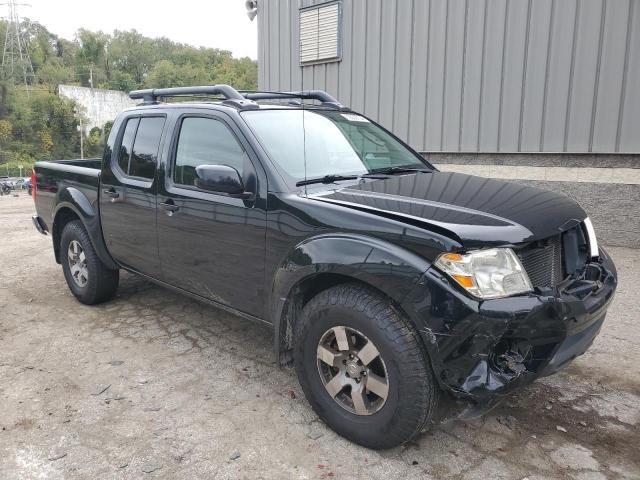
1, 192, 639, 480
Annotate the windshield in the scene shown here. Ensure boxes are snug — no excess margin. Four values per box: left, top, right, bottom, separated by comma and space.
241, 109, 430, 187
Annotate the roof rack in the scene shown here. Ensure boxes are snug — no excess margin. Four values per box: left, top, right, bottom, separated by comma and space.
241, 90, 350, 111
129, 85, 259, 110
128, 85, 349, 111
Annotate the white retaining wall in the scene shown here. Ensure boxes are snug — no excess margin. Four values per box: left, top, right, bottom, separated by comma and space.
58, 85, 137, 132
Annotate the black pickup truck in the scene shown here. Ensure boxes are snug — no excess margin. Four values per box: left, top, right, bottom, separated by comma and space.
32, 85, 617, 449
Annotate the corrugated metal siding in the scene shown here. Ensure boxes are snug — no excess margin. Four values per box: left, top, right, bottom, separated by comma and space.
258, 0, 640, 154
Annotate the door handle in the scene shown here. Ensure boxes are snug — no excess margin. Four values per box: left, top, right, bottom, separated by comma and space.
160, 200, 180, 214
103, 188, 120, 199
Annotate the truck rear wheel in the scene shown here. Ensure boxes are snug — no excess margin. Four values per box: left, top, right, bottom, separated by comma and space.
293, 283, 437, 449
60, 220, 119, 305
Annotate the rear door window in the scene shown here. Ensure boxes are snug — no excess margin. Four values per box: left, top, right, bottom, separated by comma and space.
129, 117, 166, 179
115, 116, 165, 180
117, 118, 139, 174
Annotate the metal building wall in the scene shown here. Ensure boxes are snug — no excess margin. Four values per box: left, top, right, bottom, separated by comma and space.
257, 0, 640, 154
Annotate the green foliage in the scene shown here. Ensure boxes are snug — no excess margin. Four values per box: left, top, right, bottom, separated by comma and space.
0, 119, 12, 143
86, 126, 103, 157
0, 19, 257, 172
106, 70, 137, 92
102, 120, 113, 143
37, 58, 75, 91
0, 89, 83, 174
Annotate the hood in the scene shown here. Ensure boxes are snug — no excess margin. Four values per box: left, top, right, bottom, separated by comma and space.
309, 171, 587, 247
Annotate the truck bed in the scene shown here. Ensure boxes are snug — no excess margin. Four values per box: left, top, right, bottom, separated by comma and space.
36, 158, 102, 172
33, 158, 103, 234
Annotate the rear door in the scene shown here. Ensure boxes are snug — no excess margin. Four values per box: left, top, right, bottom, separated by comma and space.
156, 110, 267, 318
100, 113, 167, 278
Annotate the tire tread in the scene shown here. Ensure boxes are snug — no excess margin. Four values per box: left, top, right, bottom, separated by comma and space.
294, 282, 437, 449
60, 220, 119, 305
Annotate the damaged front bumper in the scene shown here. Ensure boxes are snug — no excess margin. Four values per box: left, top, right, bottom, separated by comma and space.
403, 248, 617, 419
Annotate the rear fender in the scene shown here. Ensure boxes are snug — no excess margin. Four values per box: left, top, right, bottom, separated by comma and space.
52, 187, 118, 269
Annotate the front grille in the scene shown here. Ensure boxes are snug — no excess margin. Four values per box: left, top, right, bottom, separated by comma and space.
518, 235, 563, 287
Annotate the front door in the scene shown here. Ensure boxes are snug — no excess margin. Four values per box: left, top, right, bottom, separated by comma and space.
156, 113, 266, 318
100, 114, 166, 278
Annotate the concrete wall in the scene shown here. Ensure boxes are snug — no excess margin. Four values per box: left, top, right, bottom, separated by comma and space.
258, 0, 640, 154
58, 85, 137, 133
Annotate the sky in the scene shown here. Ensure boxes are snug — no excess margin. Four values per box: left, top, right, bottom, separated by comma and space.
18, 0, 258, 59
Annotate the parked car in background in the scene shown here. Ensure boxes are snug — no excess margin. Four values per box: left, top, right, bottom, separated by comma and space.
0, 178, 12, 195
23, 177, 32, 195
32, 85, 617, 449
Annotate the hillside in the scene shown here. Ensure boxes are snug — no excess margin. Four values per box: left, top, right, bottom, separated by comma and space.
0, 19, 258, 176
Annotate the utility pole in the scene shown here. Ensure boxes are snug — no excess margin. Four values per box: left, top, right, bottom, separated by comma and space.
78, 115, 84, 159
1, 0, 35, 94
89, 64, 93, 89
74, 105, 84, 159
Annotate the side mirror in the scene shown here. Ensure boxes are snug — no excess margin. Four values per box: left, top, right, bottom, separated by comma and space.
194, 164, 249, 197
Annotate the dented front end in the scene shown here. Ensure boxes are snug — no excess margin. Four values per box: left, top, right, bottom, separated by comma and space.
402, 248, 617, 419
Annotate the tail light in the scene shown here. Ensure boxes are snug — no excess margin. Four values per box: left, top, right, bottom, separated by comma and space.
31, 169, 37, 200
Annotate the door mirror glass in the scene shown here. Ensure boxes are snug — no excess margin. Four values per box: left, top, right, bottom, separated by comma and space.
194, 164, 245, 195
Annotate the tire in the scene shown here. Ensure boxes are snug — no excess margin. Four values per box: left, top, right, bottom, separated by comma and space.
293, 283, 438, 449
60, 220, 119, 305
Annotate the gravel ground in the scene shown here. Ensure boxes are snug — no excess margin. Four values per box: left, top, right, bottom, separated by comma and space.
1, 193, 639, 480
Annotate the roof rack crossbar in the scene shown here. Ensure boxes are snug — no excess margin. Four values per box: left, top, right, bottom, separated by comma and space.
128, 85, 346, 111
241, 90, 349, 110
129, 84, 249, 104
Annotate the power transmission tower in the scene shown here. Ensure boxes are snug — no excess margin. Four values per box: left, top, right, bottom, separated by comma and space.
1, 0, 35, 92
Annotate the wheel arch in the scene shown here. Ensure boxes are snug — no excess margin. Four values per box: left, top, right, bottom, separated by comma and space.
270, 234, 432, 366
52, 199, 117, 270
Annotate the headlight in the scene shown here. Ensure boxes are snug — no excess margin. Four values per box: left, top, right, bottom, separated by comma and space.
434, 248, 533, 299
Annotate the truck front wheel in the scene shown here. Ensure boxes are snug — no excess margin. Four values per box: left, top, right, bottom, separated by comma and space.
60, 220, 119, 305
293, 283, 438, 449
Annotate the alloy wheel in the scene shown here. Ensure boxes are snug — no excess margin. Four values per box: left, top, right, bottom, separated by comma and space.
316, 326, 389, 415
68, 240, 88, 287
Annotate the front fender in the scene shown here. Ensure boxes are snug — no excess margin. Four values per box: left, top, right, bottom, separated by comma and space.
53, 188, 117, 269
271, 234, 432, 362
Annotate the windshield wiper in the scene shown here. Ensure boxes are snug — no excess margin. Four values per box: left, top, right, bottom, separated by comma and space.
296, 168, 426, 187
365, 166, 433, 176
296, 174, 359, 187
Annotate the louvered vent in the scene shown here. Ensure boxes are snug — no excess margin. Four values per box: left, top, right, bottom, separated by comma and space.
300, 2, 341, 64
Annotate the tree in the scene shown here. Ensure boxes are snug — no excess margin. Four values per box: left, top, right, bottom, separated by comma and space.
39, 129, 53, 157
23, 19, 57, 72
37, 58, 75, 91
0, 21, 258, 169
75, 29, 110, 87
109, 30, 155, 85
85, 127, 102, 157
102, 120, 113, 142
0, 120, 12, 144
106, 70, 136, 92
